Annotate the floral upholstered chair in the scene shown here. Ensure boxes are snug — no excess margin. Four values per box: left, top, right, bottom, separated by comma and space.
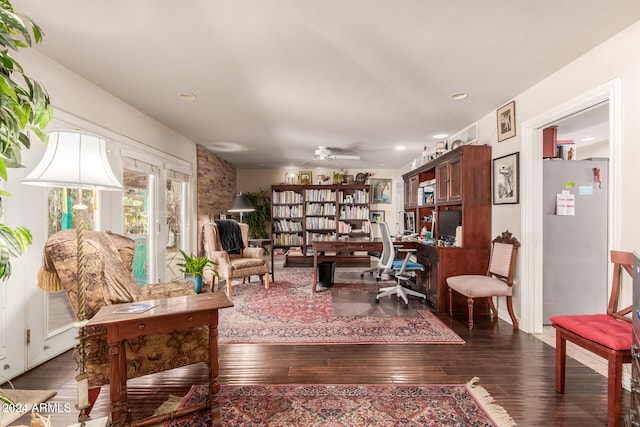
38, 230, 209, 402
201, 220, 270, 297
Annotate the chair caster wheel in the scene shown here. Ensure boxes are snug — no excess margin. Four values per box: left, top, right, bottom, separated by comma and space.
404, 304, 409, 309
360, 274, 364, 278
376, 278, 381, 282
375, 298, 380, 304
421, 298, 427, 304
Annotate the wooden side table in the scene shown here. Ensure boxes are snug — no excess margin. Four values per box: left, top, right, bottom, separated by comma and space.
248, 238, 275, 282
86, 292, 233, 426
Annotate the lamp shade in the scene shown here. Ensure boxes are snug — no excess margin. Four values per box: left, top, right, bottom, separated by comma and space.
22, 130, 123, 190
228, 193, 255, 213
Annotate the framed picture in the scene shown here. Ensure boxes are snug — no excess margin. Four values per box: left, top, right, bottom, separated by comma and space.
493, 152, 519, 205
298, 171, 312, 185
371, 178, 392, 204
497, 101, 516, 142
370, 210, 385, 223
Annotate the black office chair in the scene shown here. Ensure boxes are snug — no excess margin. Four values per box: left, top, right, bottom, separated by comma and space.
374, 222, 427, 308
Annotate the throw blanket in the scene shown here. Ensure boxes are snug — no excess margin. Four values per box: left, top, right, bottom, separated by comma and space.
215, 220, 243, 254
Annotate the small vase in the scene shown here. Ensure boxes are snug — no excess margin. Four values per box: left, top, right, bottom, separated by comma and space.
194, 275, 203, 293
186, 274, 203, 294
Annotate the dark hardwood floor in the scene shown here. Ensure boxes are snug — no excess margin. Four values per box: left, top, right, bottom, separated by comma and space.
3, 267, 629, 426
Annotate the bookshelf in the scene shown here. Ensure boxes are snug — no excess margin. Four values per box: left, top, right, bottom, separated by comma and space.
272, 184, 372, 266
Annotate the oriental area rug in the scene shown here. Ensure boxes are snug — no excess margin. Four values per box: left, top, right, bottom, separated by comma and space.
162, 379, 516, 427
218, 269, 463, 345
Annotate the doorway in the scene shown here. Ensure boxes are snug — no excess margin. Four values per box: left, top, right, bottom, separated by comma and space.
519, 79, 622, 333
542, 103, 610, 321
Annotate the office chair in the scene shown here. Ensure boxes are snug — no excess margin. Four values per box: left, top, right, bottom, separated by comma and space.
360, 222, 384, 280
374, 222, 427, 308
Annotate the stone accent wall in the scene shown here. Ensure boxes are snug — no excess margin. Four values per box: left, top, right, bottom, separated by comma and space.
196, 144, 237, 254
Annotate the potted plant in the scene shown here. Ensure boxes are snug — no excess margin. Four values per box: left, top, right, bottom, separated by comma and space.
177, 250, 217, 294
0, 0, 52, 281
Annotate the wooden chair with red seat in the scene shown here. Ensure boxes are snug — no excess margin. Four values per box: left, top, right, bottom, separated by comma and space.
550, 250, 633, 427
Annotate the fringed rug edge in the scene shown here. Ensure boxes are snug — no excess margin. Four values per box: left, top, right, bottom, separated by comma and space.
467, 377, 517, 427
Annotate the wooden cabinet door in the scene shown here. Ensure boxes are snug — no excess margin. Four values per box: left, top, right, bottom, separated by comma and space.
435, 156, 463, 203
448, 156, 463, 202
435, 163, 449, 204
404, 175, 418, 207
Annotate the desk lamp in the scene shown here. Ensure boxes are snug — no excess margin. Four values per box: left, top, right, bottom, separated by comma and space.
228, 192, 255, 223
22, 130, 123, 426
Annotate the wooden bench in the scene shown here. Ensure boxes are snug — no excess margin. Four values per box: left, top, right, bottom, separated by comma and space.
550, 250, 633, 427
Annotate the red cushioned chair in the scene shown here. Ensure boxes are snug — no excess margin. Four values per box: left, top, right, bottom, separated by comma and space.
550, 250, 633, 427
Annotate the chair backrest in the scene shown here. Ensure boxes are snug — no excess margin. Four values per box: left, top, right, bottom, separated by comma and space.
608, 250, 633, 321
201, 220, 249, 255
39, 230, 139, 319
377, 222, 397, 271
487, 230, 520, 286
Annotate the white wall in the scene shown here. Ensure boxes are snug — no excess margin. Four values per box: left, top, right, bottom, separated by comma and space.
477, 20, 640, 329
1, 49, 200, 379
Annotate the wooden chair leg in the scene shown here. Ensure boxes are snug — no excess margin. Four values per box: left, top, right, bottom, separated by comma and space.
608, 353, 624, 427
555, 331, 566, 394
227, 278, 233, 297
467, 297, 474, 330
264, 272, 270, 289
506, 296, 519, 330
487, 297, 497, 318
449, 287, 453, 317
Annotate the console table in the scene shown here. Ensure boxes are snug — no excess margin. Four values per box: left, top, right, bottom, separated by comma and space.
86, 292, 233, 426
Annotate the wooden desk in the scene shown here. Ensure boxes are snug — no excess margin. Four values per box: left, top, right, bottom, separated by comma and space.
86, 292, 233, 427
312, 238, 383, 293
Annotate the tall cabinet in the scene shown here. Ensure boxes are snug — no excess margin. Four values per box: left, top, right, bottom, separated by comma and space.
272, 184, 371, 266
402, 145, 492, 313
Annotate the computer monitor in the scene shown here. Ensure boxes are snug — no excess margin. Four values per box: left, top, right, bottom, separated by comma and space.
438, 209, 461, 240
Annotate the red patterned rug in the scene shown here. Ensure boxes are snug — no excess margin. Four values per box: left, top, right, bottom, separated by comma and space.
163, 380, 516, 426
218, 269, 463, 345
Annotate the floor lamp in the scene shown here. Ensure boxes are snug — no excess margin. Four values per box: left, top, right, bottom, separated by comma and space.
228, 192, 255, 223
23, 130, 123, 426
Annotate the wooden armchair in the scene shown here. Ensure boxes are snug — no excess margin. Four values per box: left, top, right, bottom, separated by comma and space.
201, 220, 270, 297
446, 230, 520, 330
550, 250, 633, 427
38, 230, 210, 394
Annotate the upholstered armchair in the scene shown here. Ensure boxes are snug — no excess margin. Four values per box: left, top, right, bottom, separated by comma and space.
201, 220, 270, 297
38, 230, 210, 394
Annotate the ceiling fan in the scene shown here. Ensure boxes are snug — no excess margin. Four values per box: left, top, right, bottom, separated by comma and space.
311, 146, 360, 161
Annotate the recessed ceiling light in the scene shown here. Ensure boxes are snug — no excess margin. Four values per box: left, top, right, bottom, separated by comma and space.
177, 92, 197, 101
433, 133, 449, 139
450, 92, 469, 100
395, 145, 406, 151
581, 137, 595, 142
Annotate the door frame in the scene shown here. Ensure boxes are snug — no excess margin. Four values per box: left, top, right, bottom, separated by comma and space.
520, 79, 622, 333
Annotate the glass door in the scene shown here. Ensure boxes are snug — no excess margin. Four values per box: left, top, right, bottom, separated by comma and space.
123, 169, 154, 285
165, 172, 189, 281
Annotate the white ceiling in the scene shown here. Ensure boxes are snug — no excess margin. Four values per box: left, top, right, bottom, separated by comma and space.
12, 1, 640, 169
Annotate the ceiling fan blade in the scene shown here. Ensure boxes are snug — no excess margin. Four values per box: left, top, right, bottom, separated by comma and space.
334, 154, 361, 160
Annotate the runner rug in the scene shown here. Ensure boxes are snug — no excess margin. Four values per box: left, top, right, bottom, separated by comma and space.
161, 379, 516, 426
218, 269, 463, 345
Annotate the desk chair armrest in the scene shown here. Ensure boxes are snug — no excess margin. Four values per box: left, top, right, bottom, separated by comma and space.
397, 248, 417, 254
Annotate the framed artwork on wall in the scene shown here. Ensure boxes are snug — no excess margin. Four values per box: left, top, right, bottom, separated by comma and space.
371, 178, 392, 204
493, 152, 519, 204
298, 171, 312, 184
497, 101, 516, 142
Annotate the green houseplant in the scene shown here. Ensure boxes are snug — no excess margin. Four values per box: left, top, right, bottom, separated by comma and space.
0, 0, 52, 281
177, 250, 217, 293
244, 188, 271, 239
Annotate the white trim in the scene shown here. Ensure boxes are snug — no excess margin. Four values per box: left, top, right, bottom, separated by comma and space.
520, 79, 621, 333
